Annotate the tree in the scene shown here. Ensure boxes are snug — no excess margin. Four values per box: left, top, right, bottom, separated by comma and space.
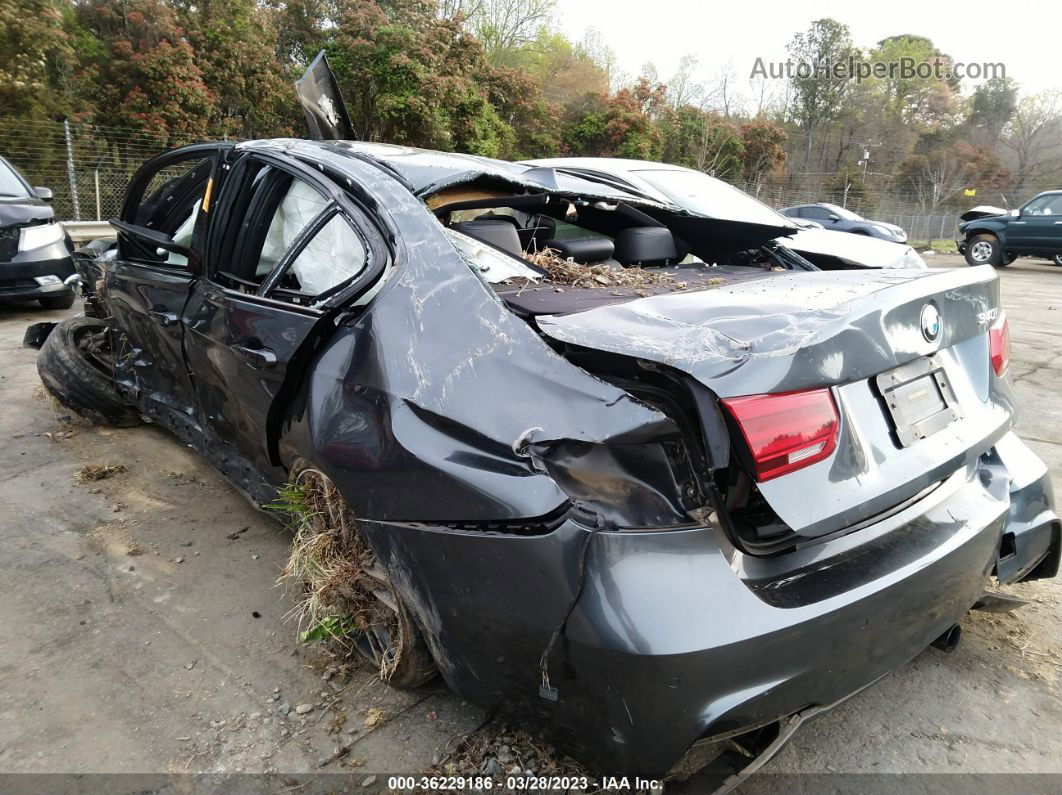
666, 54, 702, 111
969, 76, 1018, 142
0, 0, 82, 185
327, 3, 513, 155
704, 61, 741, 117
518, 30, 609, 107
462, 0, 556, 66
76, 0, 217, 147
0, 0, 76, 118
869, 35, 960, 128
484, 65, 563, 157
1002, 90, 1062, 192
900, 141, 1008, 240
740, 120, 787, 186
659, 106, 743, 177
573, 28, 618, 92
564, 84, 663, 161
786, 19, 857, 167
175, 0, 296, 138
270, 0, 357, 65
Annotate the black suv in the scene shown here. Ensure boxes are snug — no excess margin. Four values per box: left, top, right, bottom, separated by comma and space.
0, 155, 76, 309
958, 190, 1062, 268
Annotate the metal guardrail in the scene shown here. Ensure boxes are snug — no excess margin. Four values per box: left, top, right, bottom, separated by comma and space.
62, 220, 115, 245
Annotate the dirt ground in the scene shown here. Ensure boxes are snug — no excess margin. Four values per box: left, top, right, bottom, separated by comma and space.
1, 253, 1061, 788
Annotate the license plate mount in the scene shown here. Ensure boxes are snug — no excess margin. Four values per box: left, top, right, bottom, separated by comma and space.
875, 354, 961, 448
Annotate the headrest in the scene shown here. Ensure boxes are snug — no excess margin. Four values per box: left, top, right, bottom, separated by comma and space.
614, 226, 678, 265
477, 212, 521, 229
450, 219, 523, 256
544, 237, 615, 264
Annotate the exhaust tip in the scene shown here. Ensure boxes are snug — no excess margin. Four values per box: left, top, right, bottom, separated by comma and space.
931, 624, 962, 653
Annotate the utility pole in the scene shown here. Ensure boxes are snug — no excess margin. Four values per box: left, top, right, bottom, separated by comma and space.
63, 119, 81, 221
857, 141, 882, 184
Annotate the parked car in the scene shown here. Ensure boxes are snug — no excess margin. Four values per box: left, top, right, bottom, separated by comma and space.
957, 191, 1062, 267
782, 202, 908, 243
523, 158, 924, 269
0, 155, 76, 309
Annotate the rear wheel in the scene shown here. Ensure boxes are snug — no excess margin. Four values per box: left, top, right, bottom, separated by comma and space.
39, 293, 75, 310
286, 465, 438, 689
965, 234, 1003, 267
1052, 253, 1062, 266
36, 317, 141, 426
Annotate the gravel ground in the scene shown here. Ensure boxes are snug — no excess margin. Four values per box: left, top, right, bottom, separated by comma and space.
0, 253, 1059, 790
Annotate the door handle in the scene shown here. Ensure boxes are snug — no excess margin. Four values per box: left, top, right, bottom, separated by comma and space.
233, 345, 277, 369
148, 310, 179, 327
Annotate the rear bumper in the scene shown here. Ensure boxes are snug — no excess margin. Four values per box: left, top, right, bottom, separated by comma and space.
0, 252, 76, 303
358, 434, 1056, 776
990, 433, 1060, 583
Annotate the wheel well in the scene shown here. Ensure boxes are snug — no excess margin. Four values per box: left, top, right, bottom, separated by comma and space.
965, 229, 999, 241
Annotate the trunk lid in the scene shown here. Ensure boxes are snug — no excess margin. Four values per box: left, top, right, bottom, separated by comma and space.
537, 266, 1013, 537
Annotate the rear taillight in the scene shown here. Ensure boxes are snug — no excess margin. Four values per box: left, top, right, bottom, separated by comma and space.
990, 313, 1010, 377
722, 389, 839, 482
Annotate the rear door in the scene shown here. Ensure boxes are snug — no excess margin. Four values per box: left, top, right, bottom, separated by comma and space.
106, 144, 227, 418
182, 150, 387, 483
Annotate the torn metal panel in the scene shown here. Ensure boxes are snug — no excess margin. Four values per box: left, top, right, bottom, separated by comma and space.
960, 205, 1009, 222
270, 146, 675, 522
255, 139, 671, 210
536, 266, 1000, 396
294, 51, 356, 141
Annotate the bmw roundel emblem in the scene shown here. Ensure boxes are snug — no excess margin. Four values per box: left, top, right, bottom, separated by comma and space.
921, 304, 941, 342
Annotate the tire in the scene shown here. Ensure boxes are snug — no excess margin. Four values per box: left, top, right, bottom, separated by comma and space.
36, 317, 141, 427
964, 234, 1003, 267
287, 465, 438, 689
39, 293, 76, 310
1052, 254, 1062, 267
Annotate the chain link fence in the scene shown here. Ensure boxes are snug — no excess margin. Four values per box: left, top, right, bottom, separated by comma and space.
1, 118, 1046, 248
0, 118, 223, 223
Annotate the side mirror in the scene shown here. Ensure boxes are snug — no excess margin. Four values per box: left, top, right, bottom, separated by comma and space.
1010, 208, 1021, 217
111, 219, 200, 274
33, 186, 53, 202
828, 214, 840, 222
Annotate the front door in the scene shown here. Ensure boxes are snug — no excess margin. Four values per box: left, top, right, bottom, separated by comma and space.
182, 151, 385, 487
105, 144, 226, 418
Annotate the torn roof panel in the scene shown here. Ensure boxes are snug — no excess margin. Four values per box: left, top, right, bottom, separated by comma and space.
238, 139, 673, 208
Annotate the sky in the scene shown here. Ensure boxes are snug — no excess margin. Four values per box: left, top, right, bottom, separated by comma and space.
555, 0, 1056, 102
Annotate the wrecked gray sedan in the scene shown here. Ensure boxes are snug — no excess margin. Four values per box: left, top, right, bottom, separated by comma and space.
29, 136, 1059, 781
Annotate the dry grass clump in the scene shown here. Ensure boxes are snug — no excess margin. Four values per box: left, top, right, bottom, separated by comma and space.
75, 463, 126, 482
275, 468, 402, 680
523, 247, 684, 291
